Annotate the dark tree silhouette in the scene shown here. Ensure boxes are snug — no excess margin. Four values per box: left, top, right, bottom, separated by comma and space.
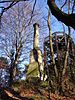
47, 0, 75, 29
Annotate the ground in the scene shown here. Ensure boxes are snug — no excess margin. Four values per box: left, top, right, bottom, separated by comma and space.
0, 78, 75, 100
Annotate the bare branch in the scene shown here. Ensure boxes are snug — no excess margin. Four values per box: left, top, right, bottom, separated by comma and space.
60, 0, 67, 9
0, 0, 29, 20
72, 0, 75, 13
27, 0, 37, 25
0, 0, 28, 3
47, 0, 75, 29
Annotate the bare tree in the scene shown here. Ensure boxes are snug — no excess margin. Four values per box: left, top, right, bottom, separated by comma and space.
0, 0, 75, 29
0, 1, 42, 85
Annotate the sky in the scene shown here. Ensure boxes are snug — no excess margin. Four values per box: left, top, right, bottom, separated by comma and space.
0, 0, 75, 65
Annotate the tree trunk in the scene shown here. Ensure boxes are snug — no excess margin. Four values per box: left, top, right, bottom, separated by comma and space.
47, 10, 58, 95
62, 0, 71, 92
48, 10, 58, 79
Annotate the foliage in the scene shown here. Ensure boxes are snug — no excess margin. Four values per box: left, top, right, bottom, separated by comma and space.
0, 57, 9, 87
0, 57, 8, 69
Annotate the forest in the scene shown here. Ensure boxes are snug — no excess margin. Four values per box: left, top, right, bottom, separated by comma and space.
0, 0, 75, 100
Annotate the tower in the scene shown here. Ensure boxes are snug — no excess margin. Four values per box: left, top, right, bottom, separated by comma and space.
26, 23, 43, 80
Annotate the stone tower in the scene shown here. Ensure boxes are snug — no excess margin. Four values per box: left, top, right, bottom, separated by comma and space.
26, 23, 43, 80
33, 23, 39, 48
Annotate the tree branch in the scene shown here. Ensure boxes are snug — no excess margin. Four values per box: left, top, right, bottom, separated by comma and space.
47, 0, 75, 29
0, 0, 28, 3
0, 0, 29, 27
61, 0, 67, 9
72, 0, 75, 13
